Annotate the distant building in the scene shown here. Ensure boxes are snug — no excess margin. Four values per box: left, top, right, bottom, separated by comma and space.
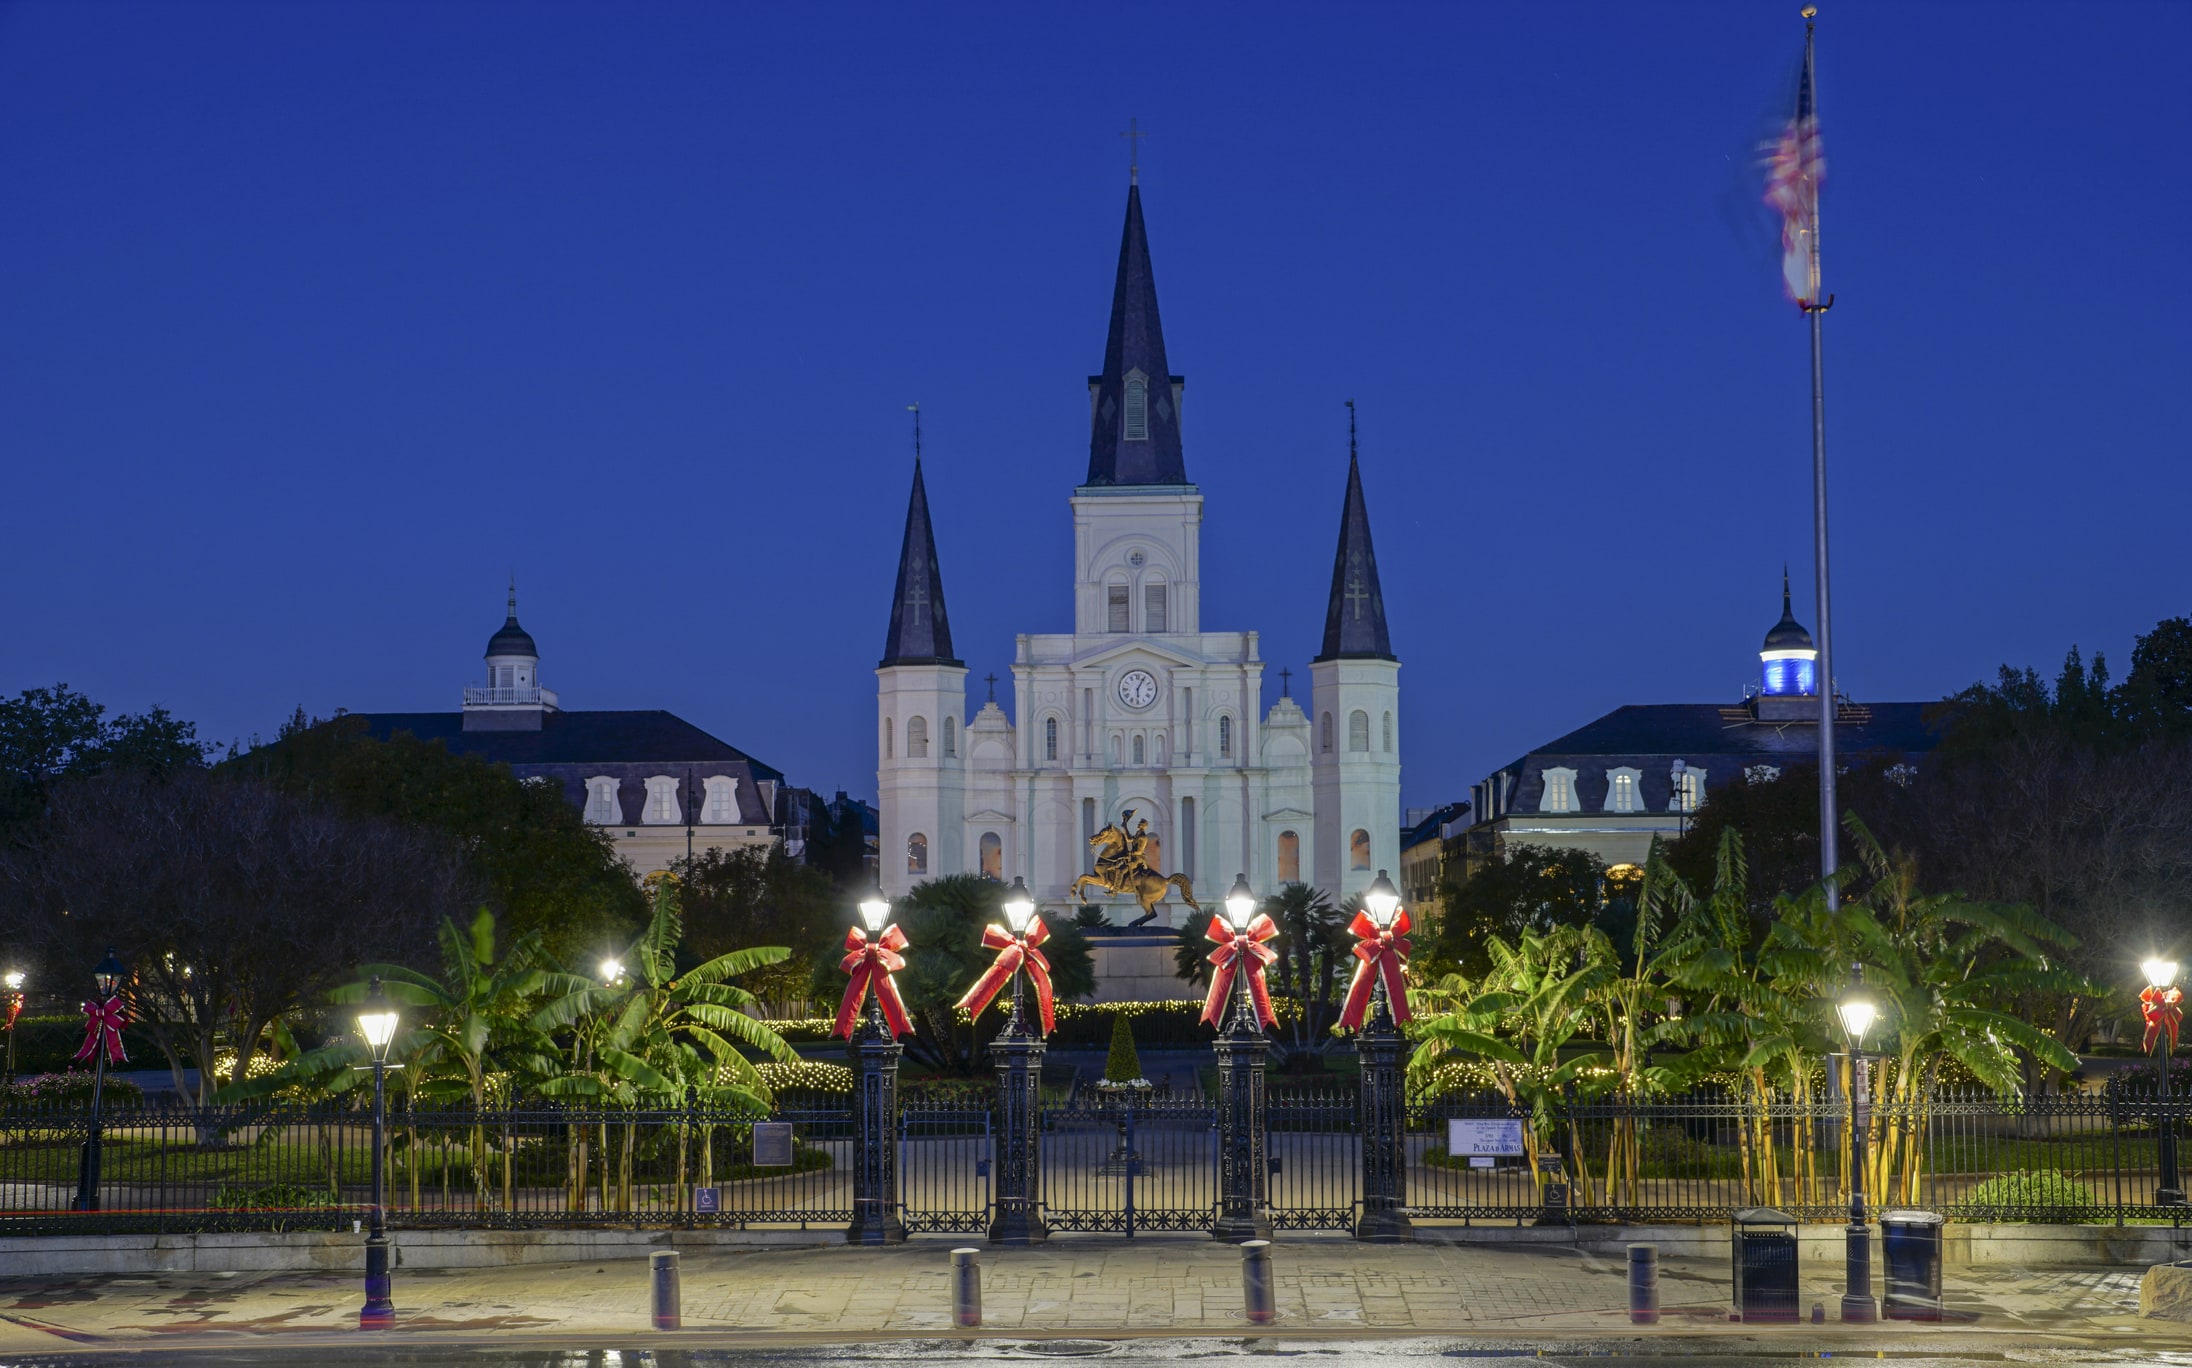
1399, 800, 1470, 930
352, 588, 803, 877
1461, 577, 1942, 872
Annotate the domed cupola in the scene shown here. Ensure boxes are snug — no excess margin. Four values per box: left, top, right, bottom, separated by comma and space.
465, 580, 558, 727
1759, 569, 1818, 698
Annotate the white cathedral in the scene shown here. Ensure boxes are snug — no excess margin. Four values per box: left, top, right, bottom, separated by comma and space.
875, 179, 1402, 944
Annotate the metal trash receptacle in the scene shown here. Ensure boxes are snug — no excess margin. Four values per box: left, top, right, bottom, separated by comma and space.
1880, 1210, 1944, 1320
1730, 1206, 1799, 1323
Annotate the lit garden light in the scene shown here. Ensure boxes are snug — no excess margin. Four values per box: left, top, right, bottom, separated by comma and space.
1224, 873, 1258, 931
1348, 869, 1415, 1244
1362, 869, 1402, 929
841, 880, 910, 1245
2142, 958, 2184, 1204
1001, 877, 1037, 935
2, 970, 22, 1083
599, 958, 625, 985
1835, 971, 1880, 1323
356, 978, 400, 1328
858, 882, 894, 934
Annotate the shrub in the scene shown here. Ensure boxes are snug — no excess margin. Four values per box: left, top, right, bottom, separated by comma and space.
1104, 1014, 1143, 1083
2, 1072, 145, 1107
1960, 1169, 2100, 1221
752, 1060, 852, 1094
211, 1182, 338, 1211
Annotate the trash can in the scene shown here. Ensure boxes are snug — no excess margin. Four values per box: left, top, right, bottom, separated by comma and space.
1730, 1207, 1800, 1323
1880, 1210, 1944, 1321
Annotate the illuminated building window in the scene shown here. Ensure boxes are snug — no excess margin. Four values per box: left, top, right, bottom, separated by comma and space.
1606, 767, 1643, 814
1671, 766, 1703, 812
907, 833, 928, 875
1540, 767, 1579, 814
980, 831, 1002, 880
1350, 829, 1371, 871
643, 776, 681, 825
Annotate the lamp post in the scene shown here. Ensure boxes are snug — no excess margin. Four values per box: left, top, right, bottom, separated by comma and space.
2143, 958, 2183, 1205
1353, 870, 1414, 1243
848, 882, 908, 1245
988, 877, 1049, 1244
71, 948, 125, 1213
356, 978, 401, 1329
3, 971, 23, 1083
1213, 873, 1273, 1243
1670, 760, 1691, 840
1835, 973, 1880, 1324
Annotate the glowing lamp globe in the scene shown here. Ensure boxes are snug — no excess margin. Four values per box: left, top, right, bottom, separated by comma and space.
1224, 874, 1257, 931
858, 884, 893, 934
3, 971, 22, 993
599, 958, 624, 985
356, 978, 400, 1063
92, 948, 125, 998
1836, 990, 1878, 1049
1363, 870, 1402, 929
2144, 959, 2180, 992
1001, 877, 1036, 934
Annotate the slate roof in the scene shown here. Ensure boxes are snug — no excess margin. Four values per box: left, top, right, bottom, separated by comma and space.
880, 459, 960, 667
1085, 182, 1188, 487
1315, 454, 1396, 662
1401, 800, 1471, 850
350, 709, 784, 782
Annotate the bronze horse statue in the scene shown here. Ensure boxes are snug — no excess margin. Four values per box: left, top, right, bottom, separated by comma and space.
1068, 819, 1200, 928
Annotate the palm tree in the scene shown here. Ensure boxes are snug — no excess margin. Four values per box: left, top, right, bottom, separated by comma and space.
1264, 883, 1349, 1057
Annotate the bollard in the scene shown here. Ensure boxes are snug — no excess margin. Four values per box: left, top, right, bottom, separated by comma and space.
1241, 1239, 1276, 1325
952, 1247, 982, 1328
1627, 1244, 1659, 1325
650, 1250, 680, 1331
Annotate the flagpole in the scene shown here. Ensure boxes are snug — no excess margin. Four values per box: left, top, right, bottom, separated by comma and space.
1799, 6, 1839, 911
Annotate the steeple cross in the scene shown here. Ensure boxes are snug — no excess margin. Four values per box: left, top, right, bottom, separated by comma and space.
1279, 667, 1292, 698
1121, 117, 1148, 184
1344, 550, 1371, 621
904, 579, 927, 627
985, 672, 998, 703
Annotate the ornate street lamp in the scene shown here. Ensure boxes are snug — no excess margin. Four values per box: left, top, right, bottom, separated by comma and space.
1346, 870, 1415, 1242
2142, 958, 2184, 1204
1212, 873, 1274, 1242
839, 881, 910, 1244
958, 876, 1052, 1245
71, 948, 128, 1213
356, 979, 401, 1328
1835, 972, 1880, 1324
3, 970, 24, 1083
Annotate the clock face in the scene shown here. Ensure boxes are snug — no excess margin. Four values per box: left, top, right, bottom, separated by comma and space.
1116, 669, 1158, 710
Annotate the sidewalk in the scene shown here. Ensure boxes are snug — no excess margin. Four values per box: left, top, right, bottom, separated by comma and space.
0, 1232, 2177, 1354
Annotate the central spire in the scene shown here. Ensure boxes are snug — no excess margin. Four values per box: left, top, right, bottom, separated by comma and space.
880, 459, 960, 668
1085, 182, 1188, 486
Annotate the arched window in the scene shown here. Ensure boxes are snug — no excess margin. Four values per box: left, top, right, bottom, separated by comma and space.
1671, 765, 1704, 812
1320, 712, 1334, 752
1539, 767, 1580, 814
884, 716, 893, 759
1110, 734, 1122, 765
979, 831, 1002, 880
1383, 711, 1394, 753
907, 833, 928, 875
1143, 581, 1166, 632
1218, 715, 1232, 759
943, 715, 956, 758
1155, 732, 1169, 766
1605, 767, 1642, 814
584, 776, 621, 825
703, 775, 737, 823
644, 776, 681, 825
1044, 716, 1059, 762
1107, 583, 1130, 632
1131, 734, 1145, 765
1348, 710, 1370, 752
1123, 375, 1148, 441
907, 716, 929, 758
1278, 830, 1300, 883
1350, 829, 1371, 871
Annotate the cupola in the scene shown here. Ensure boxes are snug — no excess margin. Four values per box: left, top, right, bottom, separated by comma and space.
1759, 569, 1818, 699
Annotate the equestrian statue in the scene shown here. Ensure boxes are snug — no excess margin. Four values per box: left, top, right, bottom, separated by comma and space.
1068, 809, 1201, 928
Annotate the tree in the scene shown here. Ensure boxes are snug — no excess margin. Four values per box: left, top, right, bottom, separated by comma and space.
0, 684, 208, 827
1263, 883, 1349, 1057
227, 713, 647, 965
676, 845, 840, 1015
0, 770, 458, 1108
1427, 843, 1619, 980
1104, 1013, 1143, 1083
887, 875, 1095, 1075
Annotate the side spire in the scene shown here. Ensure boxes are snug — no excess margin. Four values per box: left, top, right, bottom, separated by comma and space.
1085, 180, 1187, 486
1315, 413, 1395, 663
880, 458, 960, 667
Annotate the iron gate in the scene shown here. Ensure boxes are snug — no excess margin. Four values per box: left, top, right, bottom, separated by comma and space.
1041, 1100, 1217, 1233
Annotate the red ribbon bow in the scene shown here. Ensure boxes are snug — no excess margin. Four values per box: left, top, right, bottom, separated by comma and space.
73, 996, 128, 1066
3, 992, 21, 1033
2144, 985, 2183, 1054
1200, 913, 1279, 1029
1338, 908, 1414, 1032
834, 923, 913, 1040
956, 917, 1055, 1034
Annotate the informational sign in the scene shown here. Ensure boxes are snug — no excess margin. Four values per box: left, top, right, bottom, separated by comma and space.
1468, 1157, 1495, 1169
752, 1121, 795, 1167
693, 1186, 720, 1213
1448, 1118, 1525, 1157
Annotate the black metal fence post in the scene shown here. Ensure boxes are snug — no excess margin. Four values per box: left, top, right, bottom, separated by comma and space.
1353, 985, 1413, 1242
987, 976, 1048, 1245
1212, 973, 1271, 1243
847, 1000, 907, 1244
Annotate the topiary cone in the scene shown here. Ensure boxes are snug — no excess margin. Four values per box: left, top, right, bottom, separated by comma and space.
1104, 1012, 1143, 1084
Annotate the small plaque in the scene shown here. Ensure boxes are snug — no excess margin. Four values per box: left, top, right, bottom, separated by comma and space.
694, 1186, 720, 1213
1468, 1156, 1495, 1169
752, 1121, 794, 1167
1448, 1118, 1525, 1157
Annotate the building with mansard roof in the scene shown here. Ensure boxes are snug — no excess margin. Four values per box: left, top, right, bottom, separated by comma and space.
1460, 576, 1945, 872
875, 177, 1403, 998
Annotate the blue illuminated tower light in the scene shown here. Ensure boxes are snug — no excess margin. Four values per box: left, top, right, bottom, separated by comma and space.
1760, 569, 1819, 698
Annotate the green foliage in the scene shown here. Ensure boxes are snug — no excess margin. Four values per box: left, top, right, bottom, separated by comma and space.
887, 874, 1096, 1074
210, 1181, 338, 1211
0, 683, 208, 825
1428, 844, 1620, 980
224, 714, 645, 964
1960, 1169, 2099, 1220
2, 1072, 145, 1107
1104, 1012, 1143, 1083
1264, 883, 1349, 1052
676, 844, 840, 1013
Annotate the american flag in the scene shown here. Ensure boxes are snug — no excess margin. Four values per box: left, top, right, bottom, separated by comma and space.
1765, 32, 1824, 308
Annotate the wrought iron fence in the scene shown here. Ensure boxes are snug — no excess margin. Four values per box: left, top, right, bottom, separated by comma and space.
1, 1082, 2184, 1235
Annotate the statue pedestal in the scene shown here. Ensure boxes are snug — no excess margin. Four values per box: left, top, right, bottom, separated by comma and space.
1085, 931, 1186, 1002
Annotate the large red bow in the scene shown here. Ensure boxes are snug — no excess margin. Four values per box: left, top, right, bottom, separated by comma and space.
73, 996, 128, 1066
1338, 908, 1414, 1031
956, 918, 1055, 1034
835, 923, 913, 1039
2144, 985, 2184, 1054
1200, 913, 1278, 1029
3, 991, 20, 1033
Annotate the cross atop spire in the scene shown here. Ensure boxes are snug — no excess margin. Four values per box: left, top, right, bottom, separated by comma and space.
1121, 117, 1147, 186
880, 459, 961, 667
1315, 424, 1396, 663
1084, 181, 1188, 487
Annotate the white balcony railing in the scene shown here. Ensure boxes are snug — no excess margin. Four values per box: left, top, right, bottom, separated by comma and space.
463, 686, 544, 707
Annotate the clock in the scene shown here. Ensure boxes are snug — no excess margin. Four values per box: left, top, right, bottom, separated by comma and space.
1116, 669, 1158, 710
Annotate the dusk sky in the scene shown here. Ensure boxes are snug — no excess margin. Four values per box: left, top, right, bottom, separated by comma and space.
4, 1, 2185, 811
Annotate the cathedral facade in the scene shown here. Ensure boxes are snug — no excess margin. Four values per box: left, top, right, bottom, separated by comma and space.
875, 181, 1401, 925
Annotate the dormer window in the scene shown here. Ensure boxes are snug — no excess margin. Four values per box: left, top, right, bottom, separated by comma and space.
1540, 767, 1579, 814
1123, 373, 1149, 442
584, 777, 621, 825
643, 776, 681, 825
1605, 767, 1642, 814
703, 776, 737, 823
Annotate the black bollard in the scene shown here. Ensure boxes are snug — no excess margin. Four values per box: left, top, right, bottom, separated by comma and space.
650, 1250, 680, 1331
952, 1247, 982, 1327
1241, 1239, 1276, 1325
1628, 1243, 1659, 1324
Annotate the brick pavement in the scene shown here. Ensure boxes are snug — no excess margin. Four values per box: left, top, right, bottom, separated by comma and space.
0, 1233, 2175, 1354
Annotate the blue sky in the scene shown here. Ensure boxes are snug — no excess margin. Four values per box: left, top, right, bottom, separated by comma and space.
4, 1, 2185, 809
